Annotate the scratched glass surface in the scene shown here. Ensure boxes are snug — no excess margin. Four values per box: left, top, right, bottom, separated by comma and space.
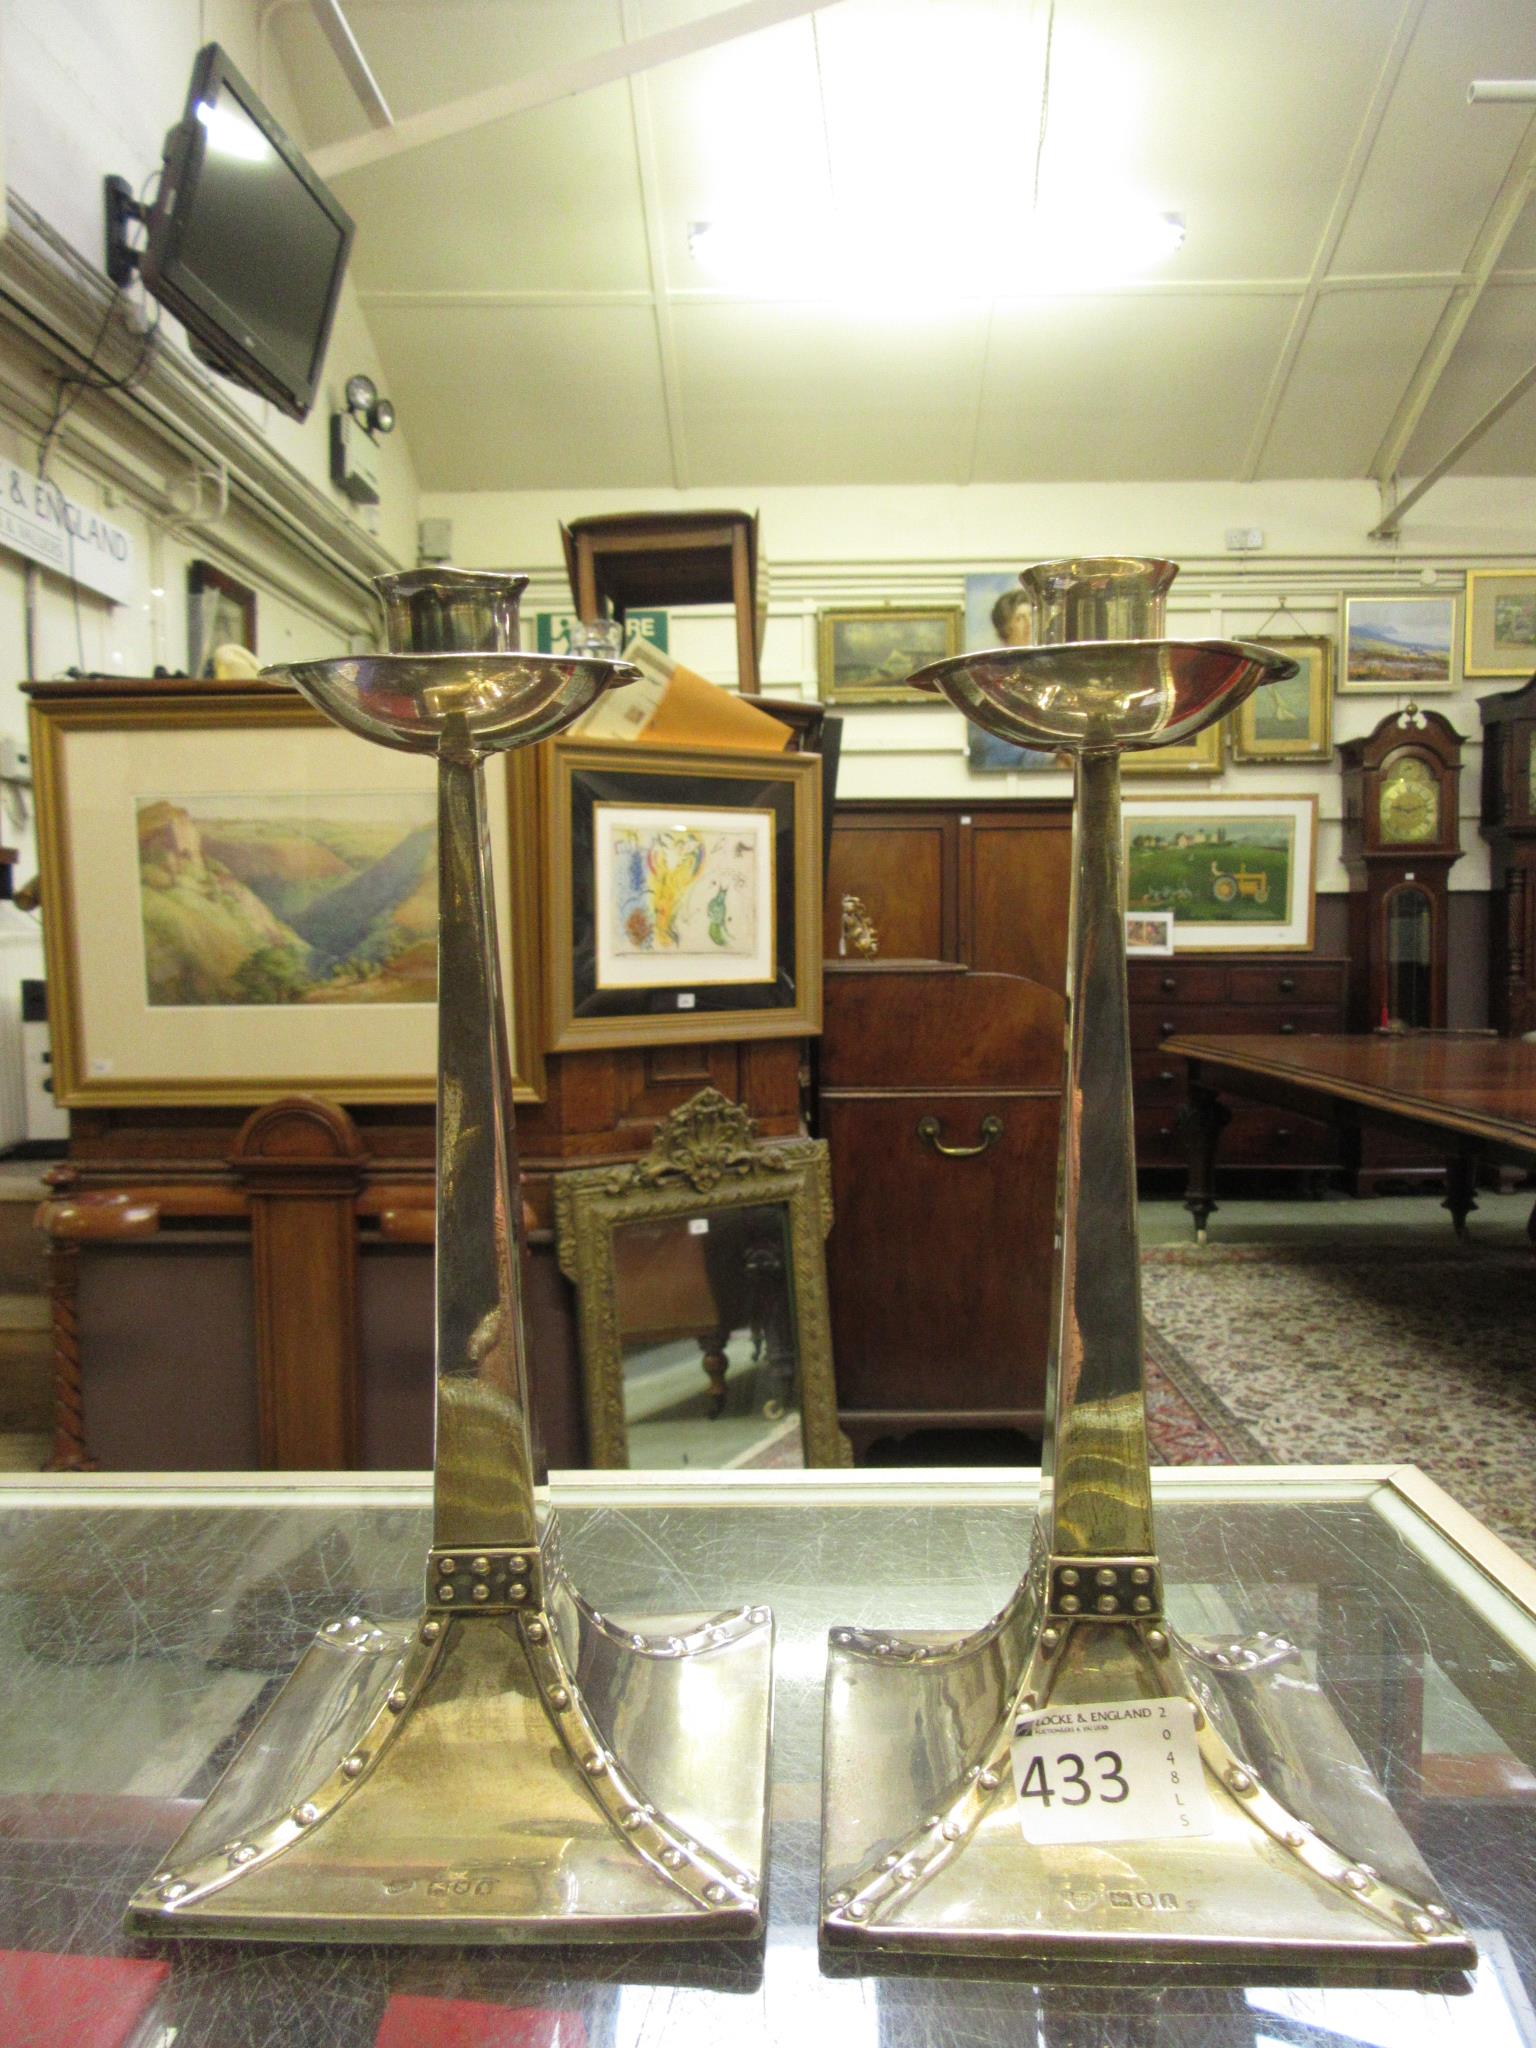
1, 1479, 1533, 2048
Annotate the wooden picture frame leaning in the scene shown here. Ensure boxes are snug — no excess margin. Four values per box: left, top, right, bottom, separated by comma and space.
553, 1089, 851, 1469
543, 738, 821, 1052
187, 559, 257, 676
27, 678, 546, 1106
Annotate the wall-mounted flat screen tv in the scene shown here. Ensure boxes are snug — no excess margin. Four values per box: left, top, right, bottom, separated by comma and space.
142, 42, 355, 421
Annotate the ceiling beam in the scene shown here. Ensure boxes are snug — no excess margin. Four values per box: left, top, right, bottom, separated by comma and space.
309, 0, 393, 129
311, 0, 845, 180
1238, 0, 1429, 482
1370, 354, 1536, 537
1368, 113, 1536, 489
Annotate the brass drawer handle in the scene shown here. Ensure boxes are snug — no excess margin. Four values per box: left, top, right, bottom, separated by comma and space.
917, 1113, 1003, 1159
1279, 975, 1297, 994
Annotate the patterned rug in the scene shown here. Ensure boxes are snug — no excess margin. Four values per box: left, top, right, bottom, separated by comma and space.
1141, 1240, 1536, 1562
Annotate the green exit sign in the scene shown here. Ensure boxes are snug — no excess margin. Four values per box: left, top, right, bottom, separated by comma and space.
534, 609, 668, 653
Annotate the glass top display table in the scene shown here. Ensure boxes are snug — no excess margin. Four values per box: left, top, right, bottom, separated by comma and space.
1, 1465, 1533, 2047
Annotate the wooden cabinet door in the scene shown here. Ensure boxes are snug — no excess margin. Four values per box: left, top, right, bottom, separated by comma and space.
824, 809, 957, 960
962, 811, 1072, 994
821, 1089, 1057, 1443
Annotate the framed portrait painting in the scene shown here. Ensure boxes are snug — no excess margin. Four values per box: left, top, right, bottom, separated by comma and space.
1231, 636, 1333, 763
544, 740, 821, 1050
816, 606, 961, 705
28, 680, 545, 1106
1342, 594, 1457, 692
1122, 795, 1317, 953
1465, 570, 1536, 678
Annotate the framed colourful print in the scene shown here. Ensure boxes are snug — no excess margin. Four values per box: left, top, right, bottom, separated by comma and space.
545, 740, 821, 1050
1122, 795, 1317, 953
1231, 636, 1334, 763
1465, 570, 1536, 678
28, 680, 546, 1106
1342, 594, 1457, 692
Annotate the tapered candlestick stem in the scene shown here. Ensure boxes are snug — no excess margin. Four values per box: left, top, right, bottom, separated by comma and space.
1043, 744, 1155, 1561
432, 733, 540, 1548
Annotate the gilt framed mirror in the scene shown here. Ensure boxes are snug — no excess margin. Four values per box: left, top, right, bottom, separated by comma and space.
553, 1089, 851, 1470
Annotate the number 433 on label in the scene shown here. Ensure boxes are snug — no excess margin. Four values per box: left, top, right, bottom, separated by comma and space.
1009, 1698, 1214, 1846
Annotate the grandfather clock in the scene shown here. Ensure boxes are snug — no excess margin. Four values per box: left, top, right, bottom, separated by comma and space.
1339, 707, 1463, 1030
1479, 674, 1536, 1036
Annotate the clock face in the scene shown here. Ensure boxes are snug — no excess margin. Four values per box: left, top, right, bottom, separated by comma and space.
1379, 754, 1439, 844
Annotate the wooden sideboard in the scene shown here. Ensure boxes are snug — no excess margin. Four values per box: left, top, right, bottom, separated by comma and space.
818, 961, 1063, 1456
825, 801, 1358, 1180
1131, 955, 1348, 1179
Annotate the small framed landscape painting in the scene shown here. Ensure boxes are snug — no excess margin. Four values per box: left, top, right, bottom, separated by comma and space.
816, 606, 961, 705
1231, 636, 1333, 763
1465, 570, 1536, 678
544, 740, 821, 1050
1342, 594, 1457, 692
1122, 795, 1317, 953
1125, 910, 1174, 956
28, 681, 545, 1106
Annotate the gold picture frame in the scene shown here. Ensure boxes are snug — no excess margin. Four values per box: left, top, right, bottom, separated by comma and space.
543, 739, 821, 1052
1120, 719, 1223, 775
1231, 636, 1334, 763
28, 680, 545, 1107
1466, 569, 1536, 678
816, 606, 963, 705
553, 1089, 851, 1470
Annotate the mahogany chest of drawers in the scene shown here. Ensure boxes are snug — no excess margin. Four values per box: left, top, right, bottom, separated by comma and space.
1130, 955, 1349, 1176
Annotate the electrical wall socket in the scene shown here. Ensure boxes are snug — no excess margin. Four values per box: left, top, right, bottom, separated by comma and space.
1224, 527, 1265, 552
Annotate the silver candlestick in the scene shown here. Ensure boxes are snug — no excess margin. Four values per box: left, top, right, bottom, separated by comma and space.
127, 569, 774, 1944
819, 557, 1473, 1971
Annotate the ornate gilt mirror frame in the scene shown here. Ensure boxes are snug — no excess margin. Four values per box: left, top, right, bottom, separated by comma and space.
554, 1089, 851, 1469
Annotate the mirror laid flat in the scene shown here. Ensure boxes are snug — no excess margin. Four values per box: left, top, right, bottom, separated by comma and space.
555, 1089, 850, 1470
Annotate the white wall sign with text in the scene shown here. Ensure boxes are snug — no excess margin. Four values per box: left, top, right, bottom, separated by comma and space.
0, 462, 134, 605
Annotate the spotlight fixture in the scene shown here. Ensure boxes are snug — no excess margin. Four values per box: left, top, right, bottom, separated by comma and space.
332, 371, 394, 506
344, 371, 396, 438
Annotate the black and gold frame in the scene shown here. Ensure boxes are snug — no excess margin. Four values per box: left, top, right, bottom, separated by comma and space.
544, 739, 821, 1051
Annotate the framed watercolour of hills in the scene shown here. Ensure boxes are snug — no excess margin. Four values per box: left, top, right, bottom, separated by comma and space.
1342, 593, 1458, 692
544, 739, 820, 1051
27, 679, 545, 1106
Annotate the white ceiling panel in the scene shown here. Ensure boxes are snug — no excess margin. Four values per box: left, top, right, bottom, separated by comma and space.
1027, 0, 1397, 282
338, 82, 651, 292
272, 0, 625, 146
1330, 0, 1536, 278
1401, 282, 1536, 474
260, 0, 1536, 491
1259, 286, 1451, 476
973, 294, 1297, 481
362, 303, 674, 488
672, 302, 986, 484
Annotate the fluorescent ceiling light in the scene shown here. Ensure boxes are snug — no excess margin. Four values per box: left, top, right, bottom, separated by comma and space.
685, 199, 1185, 298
